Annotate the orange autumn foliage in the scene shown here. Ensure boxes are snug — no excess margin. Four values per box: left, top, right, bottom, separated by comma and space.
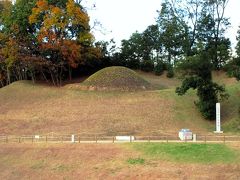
29, 0, 97, 68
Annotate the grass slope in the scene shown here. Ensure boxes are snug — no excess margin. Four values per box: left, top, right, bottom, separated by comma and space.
0, 71, 239, 135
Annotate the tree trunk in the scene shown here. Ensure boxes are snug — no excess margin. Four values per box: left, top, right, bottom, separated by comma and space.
69, 65, 72, 81
0, 80, 4, 88
6, 67, 10, 85
50, 71, 56, 86
41, 69, 49, 82
31, 69, 35, 84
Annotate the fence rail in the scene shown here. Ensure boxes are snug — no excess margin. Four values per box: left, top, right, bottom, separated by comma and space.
1, 134, 240, 144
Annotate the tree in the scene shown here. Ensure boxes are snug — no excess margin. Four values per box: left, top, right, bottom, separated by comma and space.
162, 0, 230, 68
119, 27, 159, 72
202, 0, 230, 69
157, 1, 188, 65
29, 0, 100, 84
167, 0, 204, 56
226, 26, 240, 80
120, 32, 143, 69
0, 0, 44, 84
236, 26, 240, 58
176, 51, 228, 119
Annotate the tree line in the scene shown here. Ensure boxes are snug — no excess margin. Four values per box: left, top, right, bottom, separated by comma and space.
0, 0, 102, 86
99, 0, 239, 120
1, 0, 240, 120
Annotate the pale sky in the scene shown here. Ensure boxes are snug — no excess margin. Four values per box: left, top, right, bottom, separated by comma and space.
82, 0, 240, 50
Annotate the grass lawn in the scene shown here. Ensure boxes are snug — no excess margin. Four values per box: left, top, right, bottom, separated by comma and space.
129, 143, 240, 164
0, 143, 240, 179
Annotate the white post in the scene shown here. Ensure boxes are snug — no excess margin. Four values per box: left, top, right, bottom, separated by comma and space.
71, 135, 75, 143
214, 103, 223, 133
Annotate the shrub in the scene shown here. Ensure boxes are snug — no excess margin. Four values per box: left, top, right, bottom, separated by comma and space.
154, 61, 166, 76
140, 60, 154, 72
167, 65, 174, 78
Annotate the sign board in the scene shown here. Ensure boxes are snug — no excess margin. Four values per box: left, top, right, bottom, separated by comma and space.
115, 136, 135, 141
178, 129, 192, 140
215, 103, 223, 133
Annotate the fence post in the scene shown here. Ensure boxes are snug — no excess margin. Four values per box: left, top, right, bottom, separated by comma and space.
112, 136, 115, 143
18, 137, 21, 143
130, 136, 132, 143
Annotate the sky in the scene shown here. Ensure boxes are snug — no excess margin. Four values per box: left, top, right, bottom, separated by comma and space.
82, 0, 240, 50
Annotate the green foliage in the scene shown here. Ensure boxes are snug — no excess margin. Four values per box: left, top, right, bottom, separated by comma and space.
226, 26, 240, 81
236, 26, 240, 57
157, 1, 188, 64
131, 143, 238, 164
176, 52, 228, 119
140, 60, 154, 72
120, 32, 142, 69
166, 65, 174, 78
119, 25, 161, 71
127, 158, 145, 165
154, 61, 166, 76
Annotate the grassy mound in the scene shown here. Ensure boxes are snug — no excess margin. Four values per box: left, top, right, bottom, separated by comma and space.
82, 66, 151, 90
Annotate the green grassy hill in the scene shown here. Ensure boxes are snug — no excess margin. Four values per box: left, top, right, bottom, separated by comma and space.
66, 66, 152, 91
0, 70, 239, 135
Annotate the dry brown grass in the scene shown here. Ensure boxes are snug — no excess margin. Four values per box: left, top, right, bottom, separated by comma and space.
212, 70, 238, 86
0, 70, 239, 135
0, 143, 239, 180
137, 70, 181, 89
0, 82, 175, 135
0, 80, 210, 135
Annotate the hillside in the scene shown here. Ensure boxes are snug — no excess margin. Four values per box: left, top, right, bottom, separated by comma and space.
0, 71, 239, 135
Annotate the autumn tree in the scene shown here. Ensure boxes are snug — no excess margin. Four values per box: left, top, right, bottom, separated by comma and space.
0, 0, 44, 85
29, 0, 100, 85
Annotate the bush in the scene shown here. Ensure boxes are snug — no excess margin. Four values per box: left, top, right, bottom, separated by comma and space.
154, 61, 166, 76
140, 60, 154, 72
167, 65, 174, 78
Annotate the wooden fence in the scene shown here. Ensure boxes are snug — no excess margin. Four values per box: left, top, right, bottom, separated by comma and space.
0, 134, 240, 144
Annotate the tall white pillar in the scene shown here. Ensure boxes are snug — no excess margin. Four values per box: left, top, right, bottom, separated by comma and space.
214, 103, 223, 133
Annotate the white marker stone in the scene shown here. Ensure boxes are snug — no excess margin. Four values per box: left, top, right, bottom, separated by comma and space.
214, 103, 223, 133
71, 135, 75, 143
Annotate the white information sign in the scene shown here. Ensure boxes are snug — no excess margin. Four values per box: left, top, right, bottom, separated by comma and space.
115, 136, 135, 141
